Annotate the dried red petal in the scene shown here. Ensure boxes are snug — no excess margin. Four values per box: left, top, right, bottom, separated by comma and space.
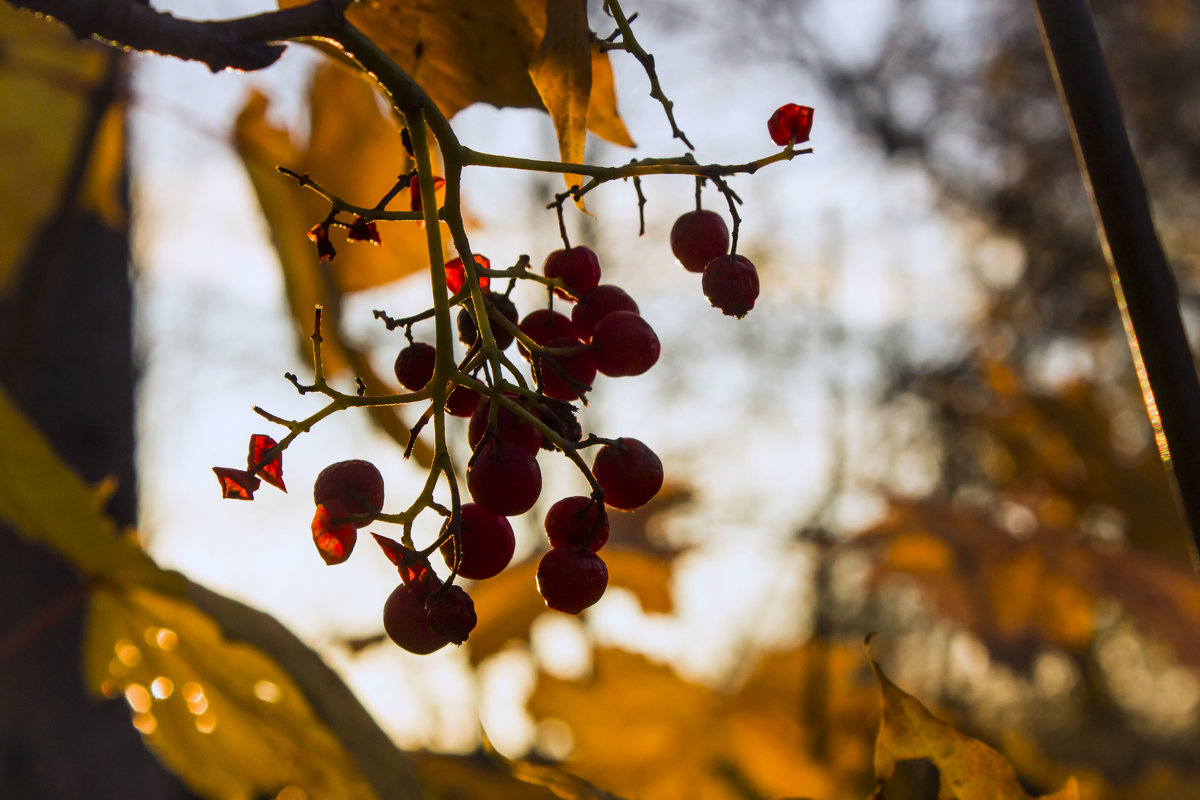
247, 434, 285, 492
372, 533, 434, 585
409, 174, 446, 214
444, 255, 491, 294
312, 504, 356, 565
307, 223, 336, 261
347, 216, 381, 245
213, 467, 260, 500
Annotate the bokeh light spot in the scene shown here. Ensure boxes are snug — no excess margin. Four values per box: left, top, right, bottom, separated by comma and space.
254, 680, 282, 703
124, 683, 151, 713
195, 713, 217, 734
150, 676, 174, 699
114, 639, 142, 667
132, 712, 158, 735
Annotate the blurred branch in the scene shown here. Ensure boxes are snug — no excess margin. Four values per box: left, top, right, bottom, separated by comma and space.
3, 0, 350, 72
1032, 0, 1200, 575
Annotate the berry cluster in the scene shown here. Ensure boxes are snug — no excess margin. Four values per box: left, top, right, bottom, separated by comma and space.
212, 100, 811, 655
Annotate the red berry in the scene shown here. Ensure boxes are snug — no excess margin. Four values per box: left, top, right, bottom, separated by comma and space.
702, 254, 760, 318
536, 549, 608, 614
439, 502, 516, 580
311, 503, 357, 565
592, 438, 663, 511
590, 311, 660, 377
543, 246, 601, 299
425, 585, 476, 645
537, 337, 597, 400
445, 385, 481, 417
468, 395, 542, 454
457, 293, 519, 350
518, 308, 575, 359
383, 581, 447, 654
544, 496, 609, 552
444, 254, 491, 294
394, 342, 437, 391
313, 460, 384, 524
767, 103, 814, 146
571, 285, 639, 343
467, 441, 542, 516
670, 210, 730, 273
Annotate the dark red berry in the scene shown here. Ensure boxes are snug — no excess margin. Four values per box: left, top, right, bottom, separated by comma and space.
394, 342, 437, 390
592, 438, 663, 511
571, 285, 639, 343
536, 549, 608, 614
468, 395, 542, 454
670, 210, 730, 273
311, 503, 357, 565
383, 581, 447, 654
518, 309, 575, 358
439, 502, 517, 580
444, 254, 491, 294
313, 460, 384, 524
445, 385, 481, 417
537, 337, 596, 400
457, 293, 519, 350
545, 496, 609, 552
425, 585, 476, 645
543, 246, 601, 299
590, 311, 660, 377
767, 103, 814, 146
467, 441, 542, 516
702, 254, 760, 318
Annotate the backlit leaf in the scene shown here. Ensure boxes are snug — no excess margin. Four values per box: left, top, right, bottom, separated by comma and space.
84, 584, 376, 799
0, 385, 183, 594
247, 433, 285, 492
0, 3, 111, 295
869, 653, 1080, 800
530, 0, 591, 201
212, 467, 261, 501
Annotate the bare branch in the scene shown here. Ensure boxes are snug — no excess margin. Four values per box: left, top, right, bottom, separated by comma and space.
4, 0, 351, 72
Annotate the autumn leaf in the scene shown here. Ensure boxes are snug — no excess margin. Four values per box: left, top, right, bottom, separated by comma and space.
530, 0, 591, 201
279, 0, 635, 154
869, 651, 1080, 800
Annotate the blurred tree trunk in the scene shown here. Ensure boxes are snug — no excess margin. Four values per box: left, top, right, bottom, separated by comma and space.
0, 53, 198, 799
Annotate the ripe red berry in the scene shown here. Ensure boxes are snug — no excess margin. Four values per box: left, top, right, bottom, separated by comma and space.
536, 548, 608, 614
445, 385, 481, 417
670, 210, 729, 273
383, 581, 448, 654
543, 246, 601, 299
457, 293, 519, 350
425, 585, 476, 645
518, 308, 575, 358
311, 503, 357, 565
767, 103, 814, 146
313, 460, 384, 524
439, 502, 516, 580
544, 496, 609, 552
592, 438, 663, 511
571, 284, 639, 343
394, 342, 437, 390
702, 254, 760, 318
467, 441, 542, 516
537, 337, 597, 400
444, 254, 491, 294
468, 395, 542, 454
590, 311, 660, 377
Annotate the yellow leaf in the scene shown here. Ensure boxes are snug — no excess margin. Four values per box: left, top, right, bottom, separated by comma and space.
84, 585, 376, 799
530, 0, 591, 200
0, 385, 183, 594
870, 654, 1079, 800
280, 0, 633, 147
0, 4, 112, 294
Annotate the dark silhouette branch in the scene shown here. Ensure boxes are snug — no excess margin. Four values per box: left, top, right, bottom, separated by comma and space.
1032, 0, 1200, 574
3, 0, 351, 72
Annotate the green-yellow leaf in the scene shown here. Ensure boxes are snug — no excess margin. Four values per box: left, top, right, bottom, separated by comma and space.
0, 385, 183, 594
870, 653, 1079, 800
530, 0, 591, 202
84, 584, 377, 799
0, 4, 112, 294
